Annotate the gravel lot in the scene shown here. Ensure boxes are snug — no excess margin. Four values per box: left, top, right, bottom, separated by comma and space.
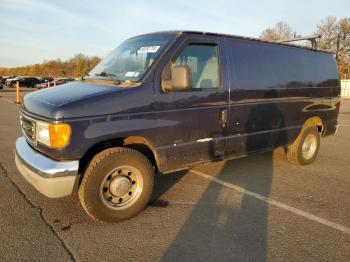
0, 91, 349, 262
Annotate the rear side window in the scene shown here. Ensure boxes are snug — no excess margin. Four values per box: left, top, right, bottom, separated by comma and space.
229, 41, 302, 89
228, 39, 339, 90
163, 43, 220, 89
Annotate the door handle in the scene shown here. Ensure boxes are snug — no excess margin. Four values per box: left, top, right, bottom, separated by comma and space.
219, 109, 228, 127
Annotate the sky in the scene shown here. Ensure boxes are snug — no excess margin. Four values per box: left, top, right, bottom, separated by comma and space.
0, 0, 349, 67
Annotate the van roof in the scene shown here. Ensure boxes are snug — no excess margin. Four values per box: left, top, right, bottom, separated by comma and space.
140, 30, 332, 54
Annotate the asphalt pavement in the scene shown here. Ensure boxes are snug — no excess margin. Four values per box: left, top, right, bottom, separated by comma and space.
0, 91, 349, 262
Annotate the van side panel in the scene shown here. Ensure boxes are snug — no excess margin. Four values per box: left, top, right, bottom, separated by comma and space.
224, 38, 340, 156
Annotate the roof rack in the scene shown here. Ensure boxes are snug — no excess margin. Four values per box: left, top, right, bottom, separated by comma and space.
276, 35, 321, 50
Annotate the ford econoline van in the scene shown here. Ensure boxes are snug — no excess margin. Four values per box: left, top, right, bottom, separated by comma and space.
15, 31, 340, 222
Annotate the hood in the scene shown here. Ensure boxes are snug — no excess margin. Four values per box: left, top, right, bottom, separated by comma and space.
23, 81, 130, 119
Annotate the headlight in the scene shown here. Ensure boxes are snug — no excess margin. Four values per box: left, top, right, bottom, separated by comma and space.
36, 121, 71, 149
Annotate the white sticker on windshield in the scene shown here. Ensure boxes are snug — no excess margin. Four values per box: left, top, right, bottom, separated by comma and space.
137, 46, 160, 53
125, 71, 140, 77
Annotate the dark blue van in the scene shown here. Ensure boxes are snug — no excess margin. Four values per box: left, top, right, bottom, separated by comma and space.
15, 31, 340, 222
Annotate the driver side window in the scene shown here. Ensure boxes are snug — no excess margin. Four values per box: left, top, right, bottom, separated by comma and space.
162, 43, 220, 90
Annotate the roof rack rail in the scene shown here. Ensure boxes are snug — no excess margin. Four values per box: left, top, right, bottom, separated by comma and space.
276, 35, 321, 50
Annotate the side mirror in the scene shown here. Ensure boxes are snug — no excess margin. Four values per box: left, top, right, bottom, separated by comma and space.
163, 65, 192, 92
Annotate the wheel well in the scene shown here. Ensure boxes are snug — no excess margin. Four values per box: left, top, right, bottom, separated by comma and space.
78, 138, 123, 175
78, 136, 158, 177
122, 136, 157, 168
303, 117, 324, 134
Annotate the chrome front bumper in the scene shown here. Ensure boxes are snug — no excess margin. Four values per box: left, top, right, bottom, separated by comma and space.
15, 137, 79, 198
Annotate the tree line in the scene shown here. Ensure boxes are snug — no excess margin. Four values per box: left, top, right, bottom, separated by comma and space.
0, 54, 101, 78
260, 16, 350, 79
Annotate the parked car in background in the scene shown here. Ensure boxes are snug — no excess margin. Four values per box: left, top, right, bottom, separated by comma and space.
36, 78, 75, 89
20, 77, 42, 88
6, 76, 42, 88
5, 76, 20, 87
0, 76, 6, 89
40, 77, 54, 83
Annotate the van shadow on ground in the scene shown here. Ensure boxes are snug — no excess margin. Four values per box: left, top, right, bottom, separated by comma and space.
157, 152, 273, 262
153, 101, 285, 261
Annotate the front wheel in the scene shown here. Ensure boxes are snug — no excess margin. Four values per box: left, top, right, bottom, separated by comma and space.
286, 127, 320, 165
78, 147, 154, 223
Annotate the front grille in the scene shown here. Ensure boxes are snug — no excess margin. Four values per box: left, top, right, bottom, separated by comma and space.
20, 115, 36, 142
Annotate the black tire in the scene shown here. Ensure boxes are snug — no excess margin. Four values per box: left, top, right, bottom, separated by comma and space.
286, 127, 320, 165
78, 147, 154, 223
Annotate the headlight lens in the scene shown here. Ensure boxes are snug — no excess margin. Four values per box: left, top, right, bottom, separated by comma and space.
36, 121, 50, 146
36, 121, 71, 149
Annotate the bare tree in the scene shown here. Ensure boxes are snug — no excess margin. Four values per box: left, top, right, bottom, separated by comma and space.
316, 16, 350, 59
315, 16, 350, 78
260, 21, 294, 41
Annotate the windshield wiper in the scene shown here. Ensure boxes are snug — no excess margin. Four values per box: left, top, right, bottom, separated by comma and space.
94, 72, 121, 85
94, 71, 115, 78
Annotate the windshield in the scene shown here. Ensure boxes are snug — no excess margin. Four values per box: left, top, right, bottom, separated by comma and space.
87, 34, 174, 82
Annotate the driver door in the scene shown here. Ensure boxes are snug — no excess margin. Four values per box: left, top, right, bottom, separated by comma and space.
153, 34, 230, 172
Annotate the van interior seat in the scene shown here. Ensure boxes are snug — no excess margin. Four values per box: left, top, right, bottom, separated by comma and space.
195, 57, 219, 88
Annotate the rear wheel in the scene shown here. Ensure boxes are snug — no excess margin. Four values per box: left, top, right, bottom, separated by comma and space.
286, 127, 320, 165
78, 147, 154, 223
